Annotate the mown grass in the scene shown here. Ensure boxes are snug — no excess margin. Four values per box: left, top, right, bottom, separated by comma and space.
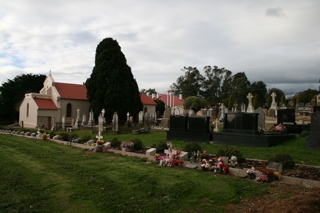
0, 134, 273, 212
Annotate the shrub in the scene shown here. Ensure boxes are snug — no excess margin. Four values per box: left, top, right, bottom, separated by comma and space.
216, 146, 245, 164
131, 138, 145, 151
300, 130, 309, 137
268, 153, 295, 169
111, 137, 121, 148
80, 135, 93, 143
156, 141, 168, 153
41, 133, 48, 141
60, 133, 70, 141
184, 142, 203, 154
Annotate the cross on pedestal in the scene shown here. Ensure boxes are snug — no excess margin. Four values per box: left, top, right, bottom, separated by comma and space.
96, 131, 103, 140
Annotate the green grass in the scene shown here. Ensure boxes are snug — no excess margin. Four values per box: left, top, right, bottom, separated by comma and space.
0, 134, 273, 212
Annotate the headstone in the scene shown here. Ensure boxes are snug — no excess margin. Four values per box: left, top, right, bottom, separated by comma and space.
223, 112, 259, 134
139, 111, 143, 124
241, 103, 246, 112
82, 113, 87, 126
51, 117, 55, 131
36, 127, 41, 139
277, 109, 295, 125
188, 108, 193, 116
255, 107, 265, 129
233, 103, 238, 112
98, 114, 104, 132
202, 108, 207, 116
219, 103, 225, 121
88, 110, 94, 126
188, 116, 210, 133
246, 93, 254, 113
307, 111, 320, 150
270, 92, 277, 110
112, 112, 118, 132
174, 107, 180, 115
73, 108, 81, 129
213, 118, 219, 132
169, 116, 188, 131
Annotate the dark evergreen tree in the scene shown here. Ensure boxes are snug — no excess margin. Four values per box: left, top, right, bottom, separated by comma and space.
154, 99, 165, 116
85, 38, 142, 122
230, 72, 251, 105
0, 73, 46, 124
250, 81, 267, 107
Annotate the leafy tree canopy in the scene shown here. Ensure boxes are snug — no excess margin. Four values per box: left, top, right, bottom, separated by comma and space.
292, 88, 319, 105
0, 73, 46, 124
183, 96, 207, 113
171, 67, 205, 99
85, 38, 143, 122
140, 88, 157, 95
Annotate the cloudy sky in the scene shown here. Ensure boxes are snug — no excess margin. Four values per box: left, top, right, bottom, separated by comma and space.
1, 0, 319, 94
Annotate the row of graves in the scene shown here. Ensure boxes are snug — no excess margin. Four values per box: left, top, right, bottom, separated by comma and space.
166, 92, 320, 148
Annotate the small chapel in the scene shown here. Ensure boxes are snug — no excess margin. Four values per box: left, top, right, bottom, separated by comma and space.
19, 72, 90, 129
19, 72, 157, 129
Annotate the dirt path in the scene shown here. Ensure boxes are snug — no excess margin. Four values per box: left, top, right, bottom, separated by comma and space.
225, 183, 320, 213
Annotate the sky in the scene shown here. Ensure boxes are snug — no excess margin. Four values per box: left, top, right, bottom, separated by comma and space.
1, 0, 320, 95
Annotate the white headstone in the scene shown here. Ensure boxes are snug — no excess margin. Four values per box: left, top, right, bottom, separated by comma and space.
98, 114, 104, 132
219, 104, 225, 121
246, 93, 254, 113
270, 92, 277, 110
112, 112, 118, 132
82, 113, 87, 126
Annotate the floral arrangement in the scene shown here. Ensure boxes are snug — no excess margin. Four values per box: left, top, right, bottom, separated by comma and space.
154, 142, 183, 167
121, 141, 134, 149
275, 123, 286, 132
96, 139, 105, 145
256, 174, 269, 182
246, 167, 257, 180
200, 157, 229, 174
247, 167, 282, 183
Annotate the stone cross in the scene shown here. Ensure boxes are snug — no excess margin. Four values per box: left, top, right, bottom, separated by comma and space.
214, 118, 219, 132
246, 93, 254, 113
98, 114, 104, 132
233, 103, 238, 112
270, 92, 278, 110
219, 104, 225, 121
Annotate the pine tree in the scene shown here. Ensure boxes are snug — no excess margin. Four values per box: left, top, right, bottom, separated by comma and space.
85, 38, 142, 122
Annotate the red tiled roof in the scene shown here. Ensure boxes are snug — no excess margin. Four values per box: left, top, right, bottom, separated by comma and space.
55, 82, 87, 100
34, 98, 57, 110
153, 94, 184, 106
140, 94, 156, 105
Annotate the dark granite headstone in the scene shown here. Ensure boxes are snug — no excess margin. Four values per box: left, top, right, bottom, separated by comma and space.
307, 111, 320, 151
223, 113, 258, 134
277, 109, 295, 125
188, 116, 210, 133
169, 116, 188, 131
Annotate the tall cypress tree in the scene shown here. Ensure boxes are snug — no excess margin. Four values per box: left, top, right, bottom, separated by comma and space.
85, 38, 142, 122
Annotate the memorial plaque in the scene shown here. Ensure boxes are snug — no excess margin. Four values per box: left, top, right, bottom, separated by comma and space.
266, 162, 283, 173
224, 113, 258, 133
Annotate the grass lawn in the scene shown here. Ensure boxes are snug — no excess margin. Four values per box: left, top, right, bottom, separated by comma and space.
0, 133, 275, 213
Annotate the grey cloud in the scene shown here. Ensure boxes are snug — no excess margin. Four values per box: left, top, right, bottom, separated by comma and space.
266, 7, 285, 17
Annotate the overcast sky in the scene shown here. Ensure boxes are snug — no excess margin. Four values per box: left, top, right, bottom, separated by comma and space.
1, 0, 319, 95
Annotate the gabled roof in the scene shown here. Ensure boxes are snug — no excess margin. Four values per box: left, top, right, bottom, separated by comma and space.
140, 94, 156, 105
55, 82, 87, 100
34, 98, 58, 110
153, 94, 184, 106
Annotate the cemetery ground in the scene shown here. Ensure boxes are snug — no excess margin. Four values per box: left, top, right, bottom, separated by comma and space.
1, 131, 320, 212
